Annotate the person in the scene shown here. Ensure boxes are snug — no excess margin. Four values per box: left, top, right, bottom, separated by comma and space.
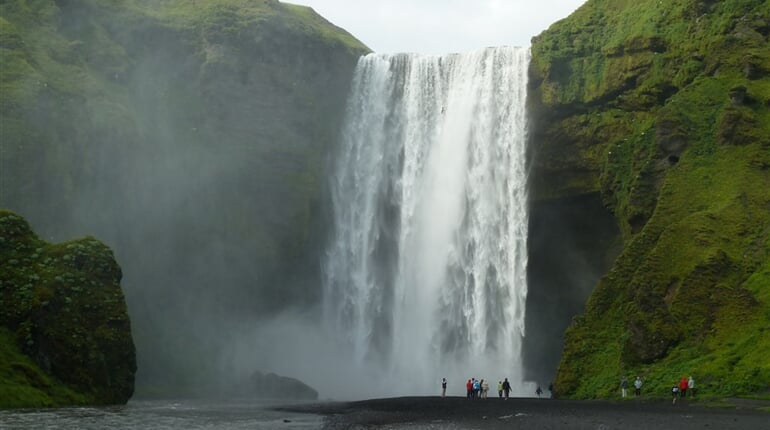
536, 386, 543, 398
621, 376, 628, 398
672, 384, 679, 404
473, 378, 481, 399
688, 376, 696, 398
634, 376, 643, 396
442, 378, 447, 398
502, 378, 511, 400
679, 376, 688, 398
548, 382, 553, 398
466, 379, 473, 398
498, 381, 503, 398
481, 379, 489, 399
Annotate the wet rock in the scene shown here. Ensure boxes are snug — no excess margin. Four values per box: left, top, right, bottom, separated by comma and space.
232, 370, 319, 400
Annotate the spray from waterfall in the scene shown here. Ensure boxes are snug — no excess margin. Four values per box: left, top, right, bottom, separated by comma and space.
323, 47, 530, 397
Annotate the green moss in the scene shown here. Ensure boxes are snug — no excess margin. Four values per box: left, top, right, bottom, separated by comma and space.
0, 328, 88, 408
0, 210, 136, 407
533, 0, 770, 399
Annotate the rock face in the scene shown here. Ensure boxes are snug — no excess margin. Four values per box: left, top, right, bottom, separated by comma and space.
0, 0, 368, 395
0, 210, 136, 406
528, 0, 770, 398
231, 371, 318, 400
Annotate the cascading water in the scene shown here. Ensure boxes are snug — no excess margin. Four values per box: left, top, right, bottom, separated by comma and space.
323, 47, 530, 397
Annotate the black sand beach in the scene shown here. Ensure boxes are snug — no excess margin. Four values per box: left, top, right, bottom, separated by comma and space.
277, 396, 770, 429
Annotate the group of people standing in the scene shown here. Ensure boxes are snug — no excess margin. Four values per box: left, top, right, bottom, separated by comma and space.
620, 376, 644, 398
620, 375, 696, 403
671, 376, 696, 404
456, 377, 513, 399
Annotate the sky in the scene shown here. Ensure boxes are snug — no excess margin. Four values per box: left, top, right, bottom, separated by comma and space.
286, 0, 587, 54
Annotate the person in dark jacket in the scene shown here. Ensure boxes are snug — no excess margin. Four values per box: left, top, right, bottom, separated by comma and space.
502, 378, 511, 400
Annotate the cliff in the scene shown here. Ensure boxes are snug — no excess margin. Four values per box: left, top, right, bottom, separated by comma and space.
0, 210, 136, 407
528, 0, 770, 398
0, 0, 368, 397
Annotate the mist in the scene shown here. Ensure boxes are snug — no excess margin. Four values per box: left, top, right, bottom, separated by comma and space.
1, 0, 617, 401
1, 0, 363, 398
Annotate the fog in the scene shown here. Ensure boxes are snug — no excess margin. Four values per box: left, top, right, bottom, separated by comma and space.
2, 0, 354, 398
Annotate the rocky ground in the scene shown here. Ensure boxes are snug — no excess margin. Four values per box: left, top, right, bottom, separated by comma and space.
277, 396, 770, 429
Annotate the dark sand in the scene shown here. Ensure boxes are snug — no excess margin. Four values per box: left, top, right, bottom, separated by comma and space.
277, 396, 770, 429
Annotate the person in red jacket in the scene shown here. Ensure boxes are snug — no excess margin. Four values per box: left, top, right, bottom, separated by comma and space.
466, 379, 473, 398
679, 376, 689, 398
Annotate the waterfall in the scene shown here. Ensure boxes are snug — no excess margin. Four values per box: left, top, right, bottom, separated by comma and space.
323, 47, 530, 397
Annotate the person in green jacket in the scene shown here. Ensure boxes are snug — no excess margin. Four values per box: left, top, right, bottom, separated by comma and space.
497, 381, 503, 398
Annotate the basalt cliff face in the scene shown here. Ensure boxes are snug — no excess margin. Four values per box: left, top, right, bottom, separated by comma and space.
1, 0, 368, 399
528, 0, 770, 398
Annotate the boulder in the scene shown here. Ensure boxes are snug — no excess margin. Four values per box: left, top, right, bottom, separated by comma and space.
0, 210, 136, 406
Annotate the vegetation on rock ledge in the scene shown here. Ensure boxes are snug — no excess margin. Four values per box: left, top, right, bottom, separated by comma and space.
0, 210, 136, 407
529, 0, 770, 399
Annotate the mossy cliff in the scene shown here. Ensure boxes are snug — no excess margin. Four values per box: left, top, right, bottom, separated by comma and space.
528, 0, 770, 398
0, 210, 136, 407
1, 0, 368, 397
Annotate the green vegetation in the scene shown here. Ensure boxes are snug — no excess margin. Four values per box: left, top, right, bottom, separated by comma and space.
1, 0, 369, 401
530, 0, 770, 399
0, 327, 87, 408
0, 210, 136, 407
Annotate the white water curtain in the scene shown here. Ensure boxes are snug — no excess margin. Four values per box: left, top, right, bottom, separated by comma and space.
323, 47, 531, 397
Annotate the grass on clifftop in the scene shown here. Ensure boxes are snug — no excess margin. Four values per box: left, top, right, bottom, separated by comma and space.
98, 0, 368, 53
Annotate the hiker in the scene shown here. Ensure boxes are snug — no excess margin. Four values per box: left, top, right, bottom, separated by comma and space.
621, 376, 628, 398
502, 378, 511, 400
548, 382, 553, 398
473, 378, 481, 399
481, 379, 489, 398
536, 386, 543, 398
634, 376, 643, 396
688, 376, 696, 398
466, 379, 473, 398
442, 377, 447, 398
497, 381, 503, 398
672, 384, 679, 404
679, 376, 688, 398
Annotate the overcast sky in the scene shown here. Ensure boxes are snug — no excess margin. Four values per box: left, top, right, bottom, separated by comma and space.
286, 0, 587, 54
